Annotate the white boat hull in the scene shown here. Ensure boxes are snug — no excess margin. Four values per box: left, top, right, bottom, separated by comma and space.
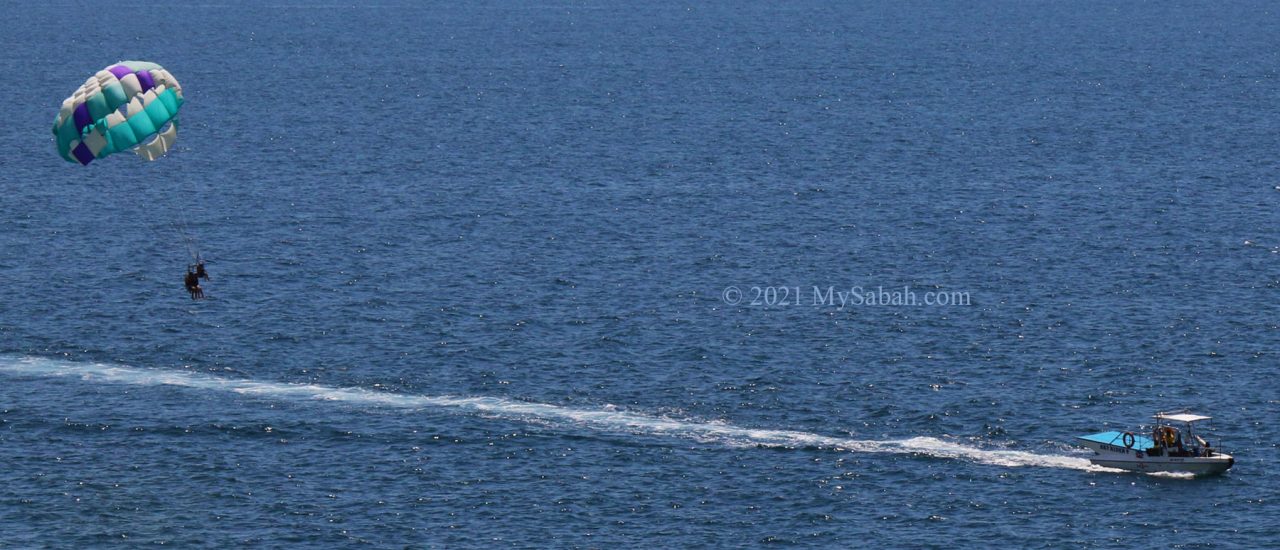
1088, 455, 1234, 476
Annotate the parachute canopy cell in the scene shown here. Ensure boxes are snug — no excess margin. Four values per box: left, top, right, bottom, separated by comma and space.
51, 61, 184, 165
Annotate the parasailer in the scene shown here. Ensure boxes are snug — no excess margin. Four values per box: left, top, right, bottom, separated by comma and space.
52, 61, 204, 299
184, 268, 203, 300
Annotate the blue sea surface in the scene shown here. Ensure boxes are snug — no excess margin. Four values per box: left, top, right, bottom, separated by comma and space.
1, 1, 1278, 547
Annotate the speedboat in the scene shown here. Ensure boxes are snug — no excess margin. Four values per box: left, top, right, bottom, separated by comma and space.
1075, 411, 1234, 476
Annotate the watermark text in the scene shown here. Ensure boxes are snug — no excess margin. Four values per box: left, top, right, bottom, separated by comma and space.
721, 285, 971, 308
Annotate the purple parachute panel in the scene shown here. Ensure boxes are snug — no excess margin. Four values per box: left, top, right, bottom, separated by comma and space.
72, 103, 92, 134
107, 65, 132, 79
135, 70, 155, 92
71, 142, 95, 165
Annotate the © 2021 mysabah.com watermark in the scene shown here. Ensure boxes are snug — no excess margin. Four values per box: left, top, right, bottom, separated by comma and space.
721, 285, 972, 308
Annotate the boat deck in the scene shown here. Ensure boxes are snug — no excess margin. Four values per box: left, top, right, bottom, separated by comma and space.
1078, 431, 1155, 449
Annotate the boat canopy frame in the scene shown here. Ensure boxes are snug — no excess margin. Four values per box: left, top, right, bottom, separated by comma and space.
1154, 412, 1212, 424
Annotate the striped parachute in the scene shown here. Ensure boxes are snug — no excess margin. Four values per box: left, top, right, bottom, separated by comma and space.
52, 61, 184, 165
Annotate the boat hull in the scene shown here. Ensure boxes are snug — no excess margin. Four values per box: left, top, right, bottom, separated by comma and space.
1088, 455, 1234, 476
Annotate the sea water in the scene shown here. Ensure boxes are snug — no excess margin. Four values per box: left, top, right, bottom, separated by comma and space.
1, 1, 1277, 546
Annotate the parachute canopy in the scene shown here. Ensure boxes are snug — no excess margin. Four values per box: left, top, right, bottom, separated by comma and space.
52, 61, 184, 166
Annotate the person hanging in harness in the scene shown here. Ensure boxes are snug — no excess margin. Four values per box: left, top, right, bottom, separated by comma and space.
184, 263, 205, 300
193, 259, 209, 282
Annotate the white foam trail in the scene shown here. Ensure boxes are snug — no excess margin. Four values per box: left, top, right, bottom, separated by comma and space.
1143, 471, 1198, 480
0, 356, 1111, 472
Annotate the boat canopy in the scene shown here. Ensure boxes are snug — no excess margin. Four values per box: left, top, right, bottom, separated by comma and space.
1155, 413, 1211, 423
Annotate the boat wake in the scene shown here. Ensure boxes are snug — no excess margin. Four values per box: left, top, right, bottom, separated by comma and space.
0, 356, 1113, 473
